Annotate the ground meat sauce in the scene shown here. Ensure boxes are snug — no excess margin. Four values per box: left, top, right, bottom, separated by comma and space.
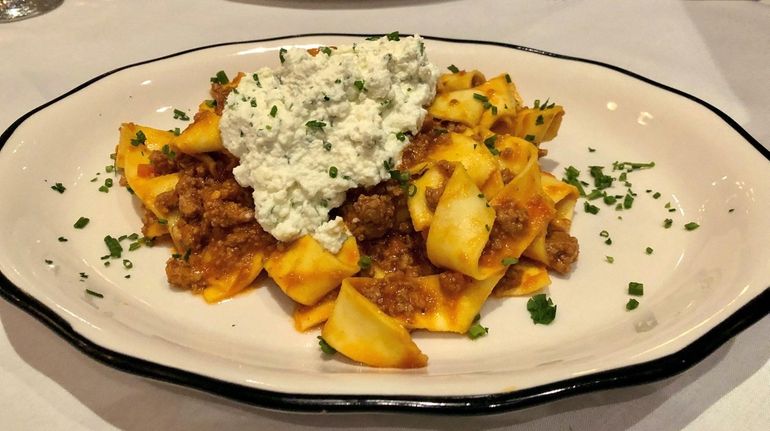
359, 231, 439, 278
493, 263, 524, 296
481, 200, 529, 260
354, 275, 437, 321
338, 180, 412, 242
140, 149, 276, 292
544, 222, 579, 274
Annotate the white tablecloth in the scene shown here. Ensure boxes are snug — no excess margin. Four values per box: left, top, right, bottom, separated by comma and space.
1, 1, 768, 429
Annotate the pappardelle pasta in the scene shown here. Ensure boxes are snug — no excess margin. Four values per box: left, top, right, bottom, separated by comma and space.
116, 38, 578, 368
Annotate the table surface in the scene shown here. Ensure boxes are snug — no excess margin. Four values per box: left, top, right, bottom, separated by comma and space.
1, 1, 768, 430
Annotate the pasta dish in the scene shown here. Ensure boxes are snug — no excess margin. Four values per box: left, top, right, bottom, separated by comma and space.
114, 35, 578, 368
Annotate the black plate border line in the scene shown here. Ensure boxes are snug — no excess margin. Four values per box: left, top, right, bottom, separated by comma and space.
1, 33, 768, 414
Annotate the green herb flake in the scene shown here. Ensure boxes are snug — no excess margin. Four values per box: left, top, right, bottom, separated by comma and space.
645, 247, 654, 255
328, 166, 338, 178
319, 46, 332, 56
501, 257, 519, 266
447, 64, 460, 73
279, 48, 287, 63
122, 259, 133, 269
626, 298, 639, 311
354, 80, 367, 92
317, 336, 336, 354
270, 105, 278, 117
130, 130, 147, 147
305, 120, 327, 132
386, 31, 400, 41
210, 70, 229, 85
652, 192, 661, 199
728, 208, 735, 213
684, 222, 700, 231
588, 147, 596, 152
663, 218, 673, 229
524, 134, 536, 142
599, 230, 610, 238
73, 217, 90, 229
473, 93, 489, 103
358, 255, 372, 270
58, 236, 68, 242
602, 195, 617, 205
535, 115, 544, 126
467, 314, 489, 340
252, 73, 261, 87
605, 256, 615, 263
104, 235, 123, 258
505, 73, 512, 83
323, 141, 332, 151
628, 282, 644, 296
584, 201, 600, 214
51, 183, 66, 194
79, 272, 88, 279
85, 289, 104, 298
44, 259, 53, 265
483, 135, 500, 156
623, 194, 634, 209
527, 293, 557, 325
395, 131, 406, 142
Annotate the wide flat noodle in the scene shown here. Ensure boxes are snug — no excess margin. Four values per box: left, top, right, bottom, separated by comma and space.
265, 235, 360, 305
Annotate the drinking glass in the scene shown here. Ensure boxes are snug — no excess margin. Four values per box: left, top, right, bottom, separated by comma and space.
0, 0, 63, 22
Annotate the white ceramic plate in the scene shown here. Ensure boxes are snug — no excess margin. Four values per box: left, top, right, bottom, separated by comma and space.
1, 35, 768, 413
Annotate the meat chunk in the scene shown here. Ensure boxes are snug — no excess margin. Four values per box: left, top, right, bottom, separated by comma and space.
545, 230, 579, 274
341, 194, 395, 241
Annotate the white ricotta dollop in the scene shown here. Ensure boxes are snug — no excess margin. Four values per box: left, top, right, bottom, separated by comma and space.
220, 35, 438, 252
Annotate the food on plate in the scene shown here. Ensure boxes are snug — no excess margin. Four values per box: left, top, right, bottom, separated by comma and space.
115, 34, 579, 368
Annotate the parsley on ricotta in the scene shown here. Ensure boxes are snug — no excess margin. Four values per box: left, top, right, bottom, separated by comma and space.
220, 35, 438, 252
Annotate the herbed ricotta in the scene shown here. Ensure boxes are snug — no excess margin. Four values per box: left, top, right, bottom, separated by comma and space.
220, 35, 438, 252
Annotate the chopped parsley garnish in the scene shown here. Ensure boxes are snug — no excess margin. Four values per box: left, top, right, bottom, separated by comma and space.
270, 105, 278, 117
317, 336, 336, 354
279, 48, 287, 63
358, 255, 372, 270
210, 70, 229, 85
527, 294, 557, 325
49, 182, 66, 194
473, 93, 489, 103
584, 201, 600, 214
323, 141, 332, 151
588, 147, 596, 152
170, 127, 181, 136
130, 130, 146, 146
73, 217, 90, 229
173, 109, 189, 121
626, 298, 639, 311
652, 192, 661, 199
58, 236, 67, 242
157, 219, 168, 225
535, 115, 544, 126
603, 195, 617, 205
623, 194, 634, 209
122, 259, 133, 269
386, 31, 400, 41
85, 289, 104, 298
589, 166, 614, 190
319, 46, 332, 56
483, 135, 500, 155
524, 134, 536, 142
628, 282, 644, 296
562, 166, 586, 196
252, 73, 261, 87
383, 157, 395, 171
395, 131, 406, 142
104, 235, 123, 258
501, 257, 519, 266
105, 165, 114, 173
728, 208, 735, 213
663, 218, 673, 229
328, 166, 338, 178
447, 64, 460, 73
306, 120, 327, 131
79, 272, 88, 279
407, 183, 417, 197
605, 237, 613, 245
605, 256, 615, 263
505, 73, 512, 83
467, 314, 488, 340
161, 144, 176, 159
353, 80, 367, 92
684, 222, 700, 231
599, 230, 610, 238
250, 99, 257, 108
645, 247, 653, 255
613, 161, 655, 171
44, 259, 53, 265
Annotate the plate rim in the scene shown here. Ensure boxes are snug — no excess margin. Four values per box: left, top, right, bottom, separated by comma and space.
1, 33, 768, 414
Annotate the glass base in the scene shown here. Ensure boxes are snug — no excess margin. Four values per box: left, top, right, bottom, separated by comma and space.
0, 0, 63, 23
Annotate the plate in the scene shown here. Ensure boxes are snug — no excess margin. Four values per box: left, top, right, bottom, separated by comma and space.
0, 34, 768, 413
